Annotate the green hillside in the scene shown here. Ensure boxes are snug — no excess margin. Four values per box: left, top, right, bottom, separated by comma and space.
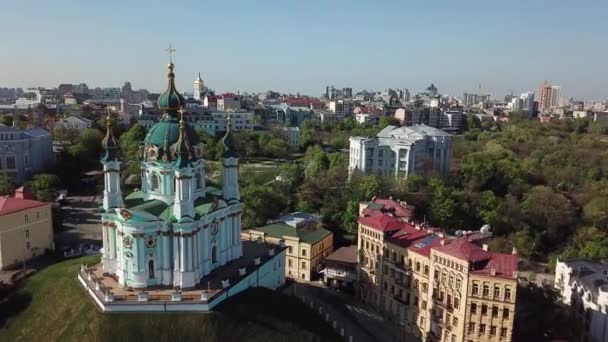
0, 257, 340, 342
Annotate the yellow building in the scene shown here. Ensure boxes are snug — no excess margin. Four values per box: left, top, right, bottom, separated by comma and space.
0, 190, 54, 269
357, 198, 517, 342
241, 212, 333, 281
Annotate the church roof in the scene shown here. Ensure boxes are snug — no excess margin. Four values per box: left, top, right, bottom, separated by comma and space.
123, 189, 226, 222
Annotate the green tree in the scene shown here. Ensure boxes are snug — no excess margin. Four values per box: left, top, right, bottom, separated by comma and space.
241, 185, 287, 229
0, 173, 16, 195
0, 115, 13, 126
28, 174, 60, 202
53, 127, 80, 144
342, 200, 360, 234
119, 124, 147, 176
582, 196, 608, 229
378, 116, 400, 129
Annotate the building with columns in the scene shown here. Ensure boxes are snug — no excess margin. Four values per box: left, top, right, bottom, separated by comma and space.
81, 58, 286, 311
348, 125, 452, 179
193, 72, 206, 101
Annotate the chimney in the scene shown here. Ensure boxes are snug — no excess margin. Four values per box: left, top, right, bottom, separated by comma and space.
438, 232, 445, 238
482, 244, 489, 251
440, 239, 446, 246
490, 268, 496, 276
512, 247, 518, 255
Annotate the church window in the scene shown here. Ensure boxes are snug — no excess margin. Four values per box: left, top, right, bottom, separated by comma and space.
211, 245, 217, 264
195, 172, 202, 189
148, 260, 155, 279
151, 173, 160, 191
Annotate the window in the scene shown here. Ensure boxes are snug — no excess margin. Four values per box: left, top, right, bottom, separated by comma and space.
301, 261, 306, 269
481, 304, 487, 315
25, 229, 30, 238
500, 328, 508, 337
424, 265, 429, 275
503, 308, 510, 318
454, 297, 460, 309
211, 245, 217, 264
494, 286, 501, 299
6, 156, 15, 169
483, 285, 490, 297
492, 306, 498, 317
26, 242, 30, 249
468, 323, 475, 333
479, 324, 486, 333
151, 173, 160, 191
288, 246, 293, 254
195, 172, 202, 189
472, 284, 479, 295
24, 215, 29, 223
288, 259, 292, 267
422, 300, 427, 310
453, 317, 458, 327
490, 326, 497, 336
505, 288, 512, 300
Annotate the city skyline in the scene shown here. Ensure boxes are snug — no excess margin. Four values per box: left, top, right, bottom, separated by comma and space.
1, 0, 607, 99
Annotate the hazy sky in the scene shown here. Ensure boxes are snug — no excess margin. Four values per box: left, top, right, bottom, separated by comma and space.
1, 0, 607, 99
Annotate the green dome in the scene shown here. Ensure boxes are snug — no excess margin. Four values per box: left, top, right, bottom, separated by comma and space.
157, 63, 185, 111
143, 116, 200, 147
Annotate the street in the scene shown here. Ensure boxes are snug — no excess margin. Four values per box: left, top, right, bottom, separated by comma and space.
55, 195, 103, 249
287, 282, 419, 342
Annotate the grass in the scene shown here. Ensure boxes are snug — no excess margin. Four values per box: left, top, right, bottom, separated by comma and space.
0, 257, 340, 342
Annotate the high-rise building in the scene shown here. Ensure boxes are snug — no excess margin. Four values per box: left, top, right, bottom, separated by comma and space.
538, 81, 560, 113
193, 72, 205, 101
342, 87, 353, 98
463, 93, 491, 107
357, 198, 518, 342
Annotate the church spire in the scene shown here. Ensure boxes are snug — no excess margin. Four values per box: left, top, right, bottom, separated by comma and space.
221, 111, 238, 158
173, 108, 193, 168
101, 108, 119, 162
157, 44, 185, 115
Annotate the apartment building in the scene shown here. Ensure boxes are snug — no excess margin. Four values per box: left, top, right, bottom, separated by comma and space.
357, 198, 517, 342
241, 212, 333, 282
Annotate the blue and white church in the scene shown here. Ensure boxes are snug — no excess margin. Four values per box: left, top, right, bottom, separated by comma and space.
100, 57, 243, 289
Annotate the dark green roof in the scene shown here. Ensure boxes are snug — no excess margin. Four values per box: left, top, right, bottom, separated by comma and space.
157, 63, 185, 112
256, 223, 332, 244
143, 116, 199, 149
123, 190, 225, 223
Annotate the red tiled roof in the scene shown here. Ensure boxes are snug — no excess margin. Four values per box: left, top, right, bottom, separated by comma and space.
386, 227, 430, 248
358, 215, 409, 233
14, 186, 34, 200
471, 253, 518, 280
407, 235, 446, 257
220, 93, 239, 99
365, 198, 414, 218
433, 239, 491, 263
0, 196, 47, 216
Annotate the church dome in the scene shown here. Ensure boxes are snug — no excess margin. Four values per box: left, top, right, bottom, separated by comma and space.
143, 116, 199, 148
157, 62, 185, 111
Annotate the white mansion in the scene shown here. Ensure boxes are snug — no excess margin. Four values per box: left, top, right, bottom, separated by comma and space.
348, 124, 452, 179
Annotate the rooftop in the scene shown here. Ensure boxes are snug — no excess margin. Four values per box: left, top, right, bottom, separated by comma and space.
255, 222, 332, 244
358, 215, 411, 233
325, 246, 358, 264
0, 196, 47, 216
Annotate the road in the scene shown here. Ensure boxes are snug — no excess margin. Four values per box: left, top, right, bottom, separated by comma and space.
287, 282, 418, 342
55, 195, 103, 249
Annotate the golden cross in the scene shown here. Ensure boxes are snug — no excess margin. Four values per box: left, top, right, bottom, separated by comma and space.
165, 44, 176, 64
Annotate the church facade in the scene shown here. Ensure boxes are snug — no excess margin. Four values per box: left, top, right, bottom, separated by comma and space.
99, 58, 243, 290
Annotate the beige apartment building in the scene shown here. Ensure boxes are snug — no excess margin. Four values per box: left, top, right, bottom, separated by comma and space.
241, 212, 333, 281
357, 198, 517, 342
0, 188, 54, 269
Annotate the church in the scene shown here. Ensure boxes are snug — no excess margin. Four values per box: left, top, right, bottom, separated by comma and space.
79, 52, 286, 308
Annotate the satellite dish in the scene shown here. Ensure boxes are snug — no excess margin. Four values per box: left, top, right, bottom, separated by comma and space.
480, 224, 491, 233
455, 230, 463, 237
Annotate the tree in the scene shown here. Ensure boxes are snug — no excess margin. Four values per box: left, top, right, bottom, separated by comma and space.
342, 200, 360, 234
241, 185, 287, 229
0, 115, 13, 126
53, 127, 80, 144
522, 186, 577, 250
119, 124, 147, 176
582, 196, 608, 229
28, 174, 60, 202
0, 173, 16, 196
378, 116, 400, 129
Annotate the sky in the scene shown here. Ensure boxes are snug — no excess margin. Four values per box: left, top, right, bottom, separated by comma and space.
0, 0, 607, 100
